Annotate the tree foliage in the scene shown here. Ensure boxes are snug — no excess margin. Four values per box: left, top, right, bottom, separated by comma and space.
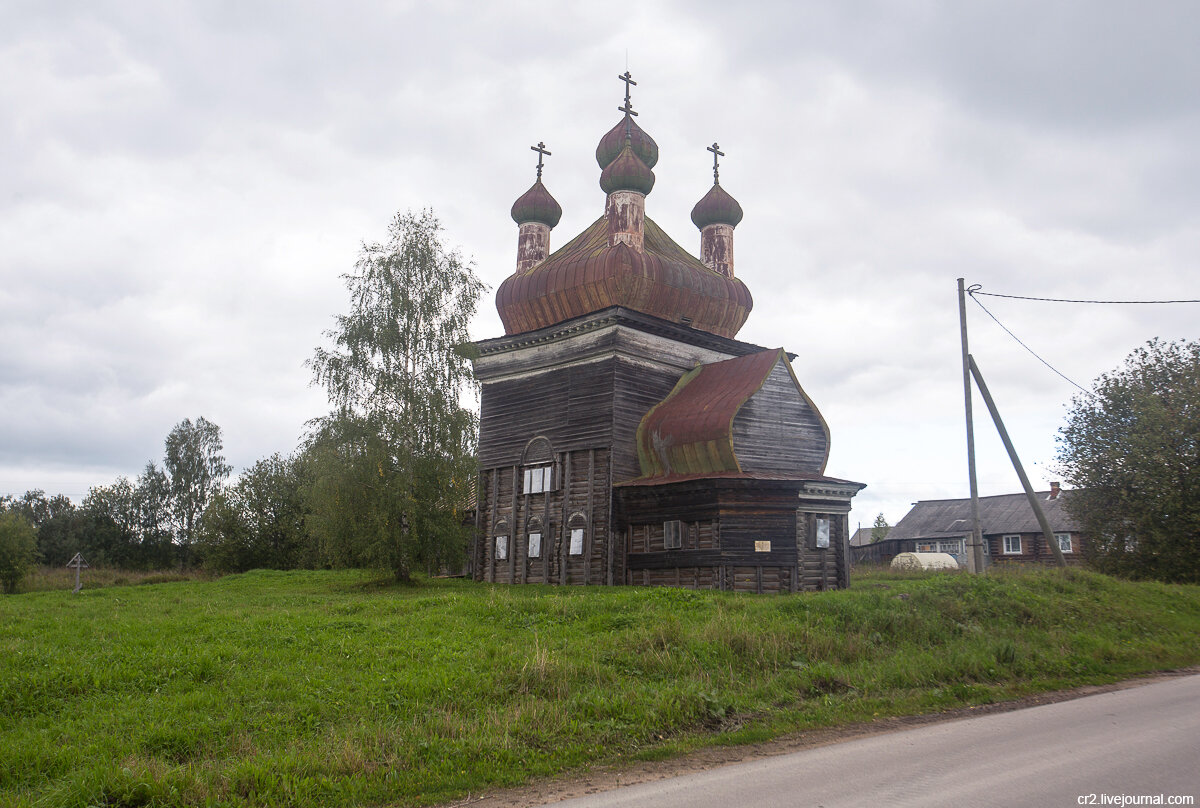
0, 511, 38, 593
197, 452, 310, 573
164, 416, 232, 566
1056, 338, 1200, 583
871, 513, 890, 543
306, 209, 483, 580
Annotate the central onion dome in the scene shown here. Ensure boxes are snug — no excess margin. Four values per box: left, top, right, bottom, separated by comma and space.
496, 82, 752, 340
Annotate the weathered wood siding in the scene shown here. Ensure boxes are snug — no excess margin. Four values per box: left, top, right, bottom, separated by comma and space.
611, 357, 692, 481
732, 362, 828, 475
475, 447, 614, 586
478, 359, 616, 469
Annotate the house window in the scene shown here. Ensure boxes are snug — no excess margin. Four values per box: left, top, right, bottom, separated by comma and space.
664, 520, 682, 550
523, 465, 552, 494
495, 535, 508, 561
527, 532, 542, 558
1003, 535, 1022, 555
981, 537, 990, 555
569, 528, 584, 555
1056, 533, 1073, 553
815, 517, 831, 549
917, 541, 935, 553
937, 539, 963, 555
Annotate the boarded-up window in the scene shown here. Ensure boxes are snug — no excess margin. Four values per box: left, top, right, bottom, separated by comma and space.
523, 465, 552, 493
569, 528, 584, 555
664, 520, 682, 550
495, 535, 509, 560
754, 540, 771, 553
815, 517, 831, 548
528, 532, 542, 558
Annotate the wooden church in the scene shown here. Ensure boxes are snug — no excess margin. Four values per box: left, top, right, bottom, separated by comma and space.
471, 74, 864, 593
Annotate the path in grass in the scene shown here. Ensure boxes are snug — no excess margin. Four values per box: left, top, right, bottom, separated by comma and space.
2, 567, 1198, 807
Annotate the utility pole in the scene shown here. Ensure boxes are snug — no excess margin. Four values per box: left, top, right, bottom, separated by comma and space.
968, 356, 1068, 567
958, 278, 986, 574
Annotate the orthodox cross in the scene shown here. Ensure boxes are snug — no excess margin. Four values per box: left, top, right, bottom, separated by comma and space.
708, 142, 725, 184
530, 141, 551, 180
618, 70, 638, 117
66, 552, 89, 594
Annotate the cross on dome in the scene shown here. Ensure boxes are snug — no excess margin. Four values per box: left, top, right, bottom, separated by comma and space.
708, 142, 725, 184
617, 71, 639, 117
530, 141, 551, 180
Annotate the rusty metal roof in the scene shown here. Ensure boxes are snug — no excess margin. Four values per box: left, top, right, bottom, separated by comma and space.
495, 214, 753, 339
887, 491, 1082, 540
634, 349, 783, 477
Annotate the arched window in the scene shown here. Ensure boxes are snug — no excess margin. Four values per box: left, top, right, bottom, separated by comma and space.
527, 517, 543, 559
568, 512, 587, 556
494, 520, 509, 561
522, 437, 555, 493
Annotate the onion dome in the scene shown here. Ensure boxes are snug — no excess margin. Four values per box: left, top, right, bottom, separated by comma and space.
496, 214, 753, 339
596, 117, 659, 169
511, 180, 562, 228
690, 183, 743, 229
599, 143, 656, 195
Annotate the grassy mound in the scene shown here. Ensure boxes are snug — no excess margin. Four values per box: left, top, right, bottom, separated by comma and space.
1, 567, 1197, 807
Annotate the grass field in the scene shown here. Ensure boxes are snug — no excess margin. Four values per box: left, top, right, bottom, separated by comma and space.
2, 567, 1199, 807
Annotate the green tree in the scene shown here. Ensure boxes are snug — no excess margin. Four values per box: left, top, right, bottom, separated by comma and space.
305, 209, 483, 581
871, 513, 890, 543
197, 452, 310, 572
164, 417, 232, 568
0, 511, 38, 593
1056, 338, 1200, 583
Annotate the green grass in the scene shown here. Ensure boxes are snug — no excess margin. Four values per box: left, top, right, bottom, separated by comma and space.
2, 567, 1198, 807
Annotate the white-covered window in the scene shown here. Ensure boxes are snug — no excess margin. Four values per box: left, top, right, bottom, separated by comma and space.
527, 532, 542, 558
1003, 534, 1022, 555
569, 528, 584, 555
663, 520, 682, 550
495, 535, 508, 561
815, 517, 831, 549
1056, 533, 1073, 553
523, 465, 552, 493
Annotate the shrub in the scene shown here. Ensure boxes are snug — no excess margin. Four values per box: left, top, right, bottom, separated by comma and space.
0, 512, 38, 593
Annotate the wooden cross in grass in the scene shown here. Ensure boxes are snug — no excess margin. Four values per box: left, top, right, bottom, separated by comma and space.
66, 553, 89, 594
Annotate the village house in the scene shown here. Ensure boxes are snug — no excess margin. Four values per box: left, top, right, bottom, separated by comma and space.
470, 74, 864, 593
853, 483, 1085, 568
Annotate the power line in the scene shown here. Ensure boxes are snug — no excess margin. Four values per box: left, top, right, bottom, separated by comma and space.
968, 286, 1200, 304
967, 293, 1093, 396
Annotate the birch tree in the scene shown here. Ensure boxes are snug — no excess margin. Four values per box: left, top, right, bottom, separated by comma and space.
306, 209, 484, 581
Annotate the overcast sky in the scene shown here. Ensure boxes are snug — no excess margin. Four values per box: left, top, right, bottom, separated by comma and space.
3, 0, 1198, 527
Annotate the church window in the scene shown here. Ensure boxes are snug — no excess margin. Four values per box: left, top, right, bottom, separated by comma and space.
495, 535, 508, 560
523, 465, 552, 494
528, 532, 542, 558
569, 528, 584, 555
815, 517, 831, 548
663, 520, 682, 550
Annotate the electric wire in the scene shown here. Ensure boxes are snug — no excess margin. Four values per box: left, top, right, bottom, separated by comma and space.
966, 292, 1093, 396
969, 289, 1200, 304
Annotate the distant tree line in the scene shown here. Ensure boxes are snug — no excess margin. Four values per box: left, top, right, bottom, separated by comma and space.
1, 210, 480, 590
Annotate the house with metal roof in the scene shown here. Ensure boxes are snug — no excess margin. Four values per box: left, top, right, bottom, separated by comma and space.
853, 484, 1085, 568
470, 74, 864, 593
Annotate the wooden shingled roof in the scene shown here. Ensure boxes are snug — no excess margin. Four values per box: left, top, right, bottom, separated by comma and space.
632, 348, 832, 482
887, 491, 1081, 540
495, 214, 753, 339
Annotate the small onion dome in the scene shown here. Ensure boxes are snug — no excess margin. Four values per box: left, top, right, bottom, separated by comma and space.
596, 117, 659, 170
599, 143, 656, 195
690, 183, 744, 229
510, 180, 562, 228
